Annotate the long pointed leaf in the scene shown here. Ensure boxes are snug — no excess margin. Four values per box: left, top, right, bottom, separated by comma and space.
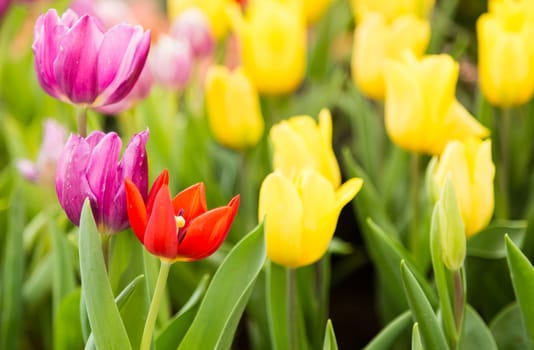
1, 187, 25, 350
178, 222, 266, 350
400, 261, 448, 350
322, 320, 339, 350
505, 235, 534, 347
364, 311, 412, 350
78, 200, 132, 350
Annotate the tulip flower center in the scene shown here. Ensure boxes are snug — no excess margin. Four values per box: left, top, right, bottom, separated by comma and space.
176, 208, 187, 243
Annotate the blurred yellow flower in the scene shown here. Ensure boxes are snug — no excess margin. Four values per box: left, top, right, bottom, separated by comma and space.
258, 170, 362, 267
477, 0, 534, 107
227, 0, 306, 94
167, 0, 232, 39
351, 0, 435, 22
384, 53, 489, 155
205, 65, 264, 150
432, 139, 495, 238
351, 12, 430, 100
270, 109, 340, 187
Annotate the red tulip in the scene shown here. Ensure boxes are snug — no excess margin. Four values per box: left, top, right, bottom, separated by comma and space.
125, 169, 240, 261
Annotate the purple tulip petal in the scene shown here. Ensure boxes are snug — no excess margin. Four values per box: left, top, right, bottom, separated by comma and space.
85, 130, 106, 148
33, 9, 66, 99
107, 129, 149, 231
99, 27, 151, 106
56, 134, 96, 225
54, 15, 103, 104
85, 132, 122, 226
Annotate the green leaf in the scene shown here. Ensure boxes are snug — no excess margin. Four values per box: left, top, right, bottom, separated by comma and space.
467, 221, 526, 259
322, 320, 339, 350
411, 323, 423, 350
78, 200, 132, 350
505, 235, 534, 347
178, 222, 266, 350
460, 306, 498, 350
156, 274, 209, 350
364, 311, 412, 350
490, 303, 530, 350
400, 261, 448, 350
266, 262, 290, 350
54, 288, 83, 350
1, 187, 25, 350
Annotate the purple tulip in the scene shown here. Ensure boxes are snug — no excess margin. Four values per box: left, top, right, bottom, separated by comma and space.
32, 9, 151, 108
56, 129, 149, 234
0, 0, 11, 20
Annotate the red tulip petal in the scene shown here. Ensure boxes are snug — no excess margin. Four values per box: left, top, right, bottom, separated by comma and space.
178, 195, 240, 260
146, 169, 169, 215
143, 184, 178, 260
172, 182, 207, 222
124, 178, 147, 243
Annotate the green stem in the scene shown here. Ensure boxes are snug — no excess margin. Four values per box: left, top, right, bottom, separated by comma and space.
287, 267, 298, 350
498, 108, 511, 219
452, 269, 466, 340
77, 107, 88, 137
140, 260, 171, 350
410, 152, 421, 253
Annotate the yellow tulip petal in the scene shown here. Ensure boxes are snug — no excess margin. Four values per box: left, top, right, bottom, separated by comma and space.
258, 172, 304, 267
467, 140, 495, 237
296, 170, 338, 266
335, 177, 363, 210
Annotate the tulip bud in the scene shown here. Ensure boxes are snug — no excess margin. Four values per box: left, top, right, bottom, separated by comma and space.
171, 7, 214, 58
16, 119, 68, 186
32, 9, 151, 108
205, 65, 264, 150
477, 0, 534, 106
433, 175, 466, 271
351, 12, 430, 100
150, 34, 193, 90
227, 1, 307, 94
167, 0, 231, 40
56, 129, 149, 234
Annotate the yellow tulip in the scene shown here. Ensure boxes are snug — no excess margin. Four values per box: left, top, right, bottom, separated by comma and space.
270, 109, 340, 188
205, 65, 264, 150
477, 0, 534, 107
351, 12, 430, 100
258, 170, 362, 267
167, 0, 232, 39
226, 1, 306, 94
351, 0, 435, 22
384, 53, 489, 155
432, 139, 495, 238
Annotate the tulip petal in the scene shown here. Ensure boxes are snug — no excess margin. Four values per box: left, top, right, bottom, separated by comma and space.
55, 134, 96, 226
33, 9, 64, 99
177, 195, 240, 260
143, 184, 178, 259
109, 129, 149, 232
172, 183, 208, 223
146, 169, 169, 215
468, 140, 495, 237
296, 171, 338, 266
258, 172, 303, 267
85, 132, 122, 227
54, 15, 104, 104
98, 25, 151, 106
124, 178, 147, 242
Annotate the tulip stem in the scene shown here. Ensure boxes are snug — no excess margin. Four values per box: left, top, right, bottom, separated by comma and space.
140, 260, 171, 350
77, 108, 88, 137
452, 268, 466, 349
287, 267, 299, 350
497, 108, 510, 219
410, 152, 421, 256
